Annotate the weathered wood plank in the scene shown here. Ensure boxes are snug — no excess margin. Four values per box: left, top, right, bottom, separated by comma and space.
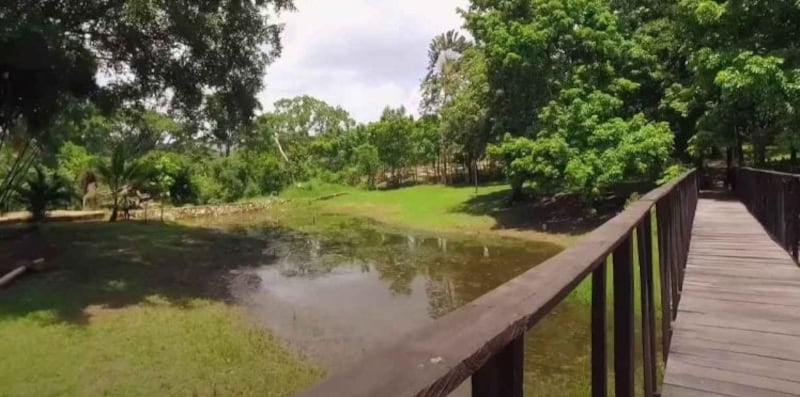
665, 359, 800, 395
663, 195, 800, 397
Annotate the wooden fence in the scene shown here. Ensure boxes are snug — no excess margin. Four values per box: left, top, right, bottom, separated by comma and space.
735, 167, 800, 262
299, 171, 699, 397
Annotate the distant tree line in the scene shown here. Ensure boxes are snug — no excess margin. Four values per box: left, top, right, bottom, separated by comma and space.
4, 0, 800, 219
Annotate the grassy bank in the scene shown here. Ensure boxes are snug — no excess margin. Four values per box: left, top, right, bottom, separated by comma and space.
278, 181, 603, 247
0, 222, 322, 396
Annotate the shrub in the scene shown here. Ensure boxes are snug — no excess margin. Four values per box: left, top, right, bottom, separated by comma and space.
15, 166, 75, 222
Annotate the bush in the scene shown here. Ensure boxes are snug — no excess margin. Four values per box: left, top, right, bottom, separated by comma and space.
249, 153, 289, 196
15, 166, 75, 221
138, 151, 197, 205
191, 152, 290, 204
56, 142, 96, 184
658, 164, 689, 185
192, 174, 224, 205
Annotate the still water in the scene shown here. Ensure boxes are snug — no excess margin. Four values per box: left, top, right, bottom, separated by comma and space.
191, 214, 605, 396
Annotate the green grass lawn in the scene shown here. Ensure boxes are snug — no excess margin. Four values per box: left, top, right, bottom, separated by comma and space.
279, 180, 582, 247
0, 222, 322, 397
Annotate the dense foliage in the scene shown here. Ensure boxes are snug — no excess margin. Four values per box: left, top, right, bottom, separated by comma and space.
3, 0, 800, 218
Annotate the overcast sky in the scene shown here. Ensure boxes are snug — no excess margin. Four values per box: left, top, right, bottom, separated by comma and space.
258, 0, 469, 123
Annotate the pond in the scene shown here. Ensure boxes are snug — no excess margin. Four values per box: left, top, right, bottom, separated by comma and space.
187, 214, 613, 396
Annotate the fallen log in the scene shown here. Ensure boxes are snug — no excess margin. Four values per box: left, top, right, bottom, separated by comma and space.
0, 258, 44, 288
314, 192, 349, 201
0, 265, 27, 288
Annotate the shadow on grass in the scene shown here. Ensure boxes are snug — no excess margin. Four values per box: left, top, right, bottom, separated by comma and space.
454, 183, 654, 236
0, 221, 276, 325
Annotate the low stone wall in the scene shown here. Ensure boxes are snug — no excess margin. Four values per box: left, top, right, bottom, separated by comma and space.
129, 199, 286, 221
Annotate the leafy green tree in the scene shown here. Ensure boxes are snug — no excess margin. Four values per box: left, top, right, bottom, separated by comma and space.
56, 142, 96, 184
665, 0, 800, 165
439, 48, 490, 187
371, 107, 415, 187
411, 116, 440, 180
15, 166, 74, 222
354, 144, 381, 189
139, 151, 197, 205
256, 96, 355, 180
478, 0, 673, 204
1, 0, 295, 137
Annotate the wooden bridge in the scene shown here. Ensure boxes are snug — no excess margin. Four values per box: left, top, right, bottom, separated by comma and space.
300, 168, 800, 397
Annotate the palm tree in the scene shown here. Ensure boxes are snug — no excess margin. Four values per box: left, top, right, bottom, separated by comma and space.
95, 144, 146, 222
420, 30, 472, 185
14, 166, 74, 222
425, 30, 471, 87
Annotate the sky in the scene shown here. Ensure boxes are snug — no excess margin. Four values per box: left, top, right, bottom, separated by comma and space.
258, 0, 469, 123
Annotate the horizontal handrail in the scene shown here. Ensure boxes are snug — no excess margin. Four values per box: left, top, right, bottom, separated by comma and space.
300, 170, 698, 397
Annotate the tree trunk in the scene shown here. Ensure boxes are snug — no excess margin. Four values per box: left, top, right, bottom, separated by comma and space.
735, 130, 745, 167
511, 181, 524, 202
443, 153, 449, 185
472, 159, 479, 194
726, 147, 733, 189
791, 147, 797, 172
109, 194, 119, 222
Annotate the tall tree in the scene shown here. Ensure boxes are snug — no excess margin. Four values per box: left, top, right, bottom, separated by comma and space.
95, 144, 146, 222
371, 106, 414, 187
1, 0, 295, 139
1, 0, 295, 203
665, 0, 800, 166
477, 0, 673, 204
439, 48, 490, 188
420, 30, 472, 184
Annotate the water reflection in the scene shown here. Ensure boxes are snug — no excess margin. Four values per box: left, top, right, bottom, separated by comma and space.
189, 214, 606, 396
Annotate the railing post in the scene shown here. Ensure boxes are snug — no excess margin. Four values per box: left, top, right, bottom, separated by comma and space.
613, 234, 634, 397
591, 261, 607, 397
656, 200, 673, 362
791, 178, 800, 262
783, 177, 800, 262
472, 335, 524, 397
638, 217, 657, 397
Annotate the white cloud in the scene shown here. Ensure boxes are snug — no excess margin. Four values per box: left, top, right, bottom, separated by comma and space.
259, 0, 469, 123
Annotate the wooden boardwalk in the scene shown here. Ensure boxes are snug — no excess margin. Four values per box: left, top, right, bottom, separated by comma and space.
662, 195, 800, 396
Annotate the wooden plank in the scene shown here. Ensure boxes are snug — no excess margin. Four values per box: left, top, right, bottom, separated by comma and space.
665, 358, 800, 395
661, 384, 736, 397
669, 337, 800, 363
667, 349, 800, 382
663, 195, 800, 396
670, 311, 800, 336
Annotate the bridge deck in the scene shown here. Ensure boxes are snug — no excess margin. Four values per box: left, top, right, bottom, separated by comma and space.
662, 195, 800, 396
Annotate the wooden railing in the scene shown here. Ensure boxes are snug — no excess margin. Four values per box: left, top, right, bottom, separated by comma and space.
734, 167, 800, 262
299, 171, 699, 397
